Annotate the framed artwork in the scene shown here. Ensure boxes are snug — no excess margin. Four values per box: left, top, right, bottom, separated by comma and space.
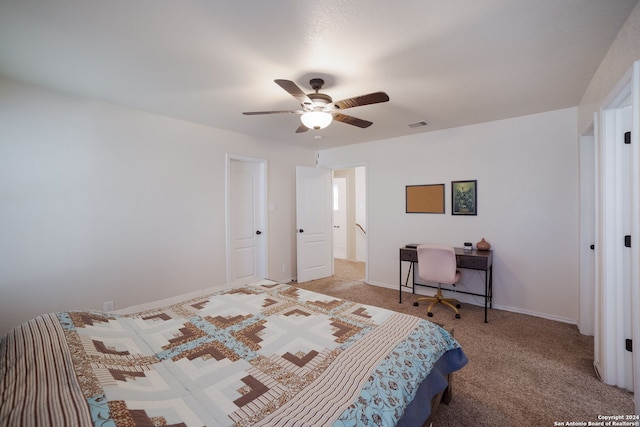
406, 184, 445, 214
451, 180, 477, 215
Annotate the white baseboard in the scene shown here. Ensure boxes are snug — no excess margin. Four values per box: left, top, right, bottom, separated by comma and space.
367, 280, 577, 325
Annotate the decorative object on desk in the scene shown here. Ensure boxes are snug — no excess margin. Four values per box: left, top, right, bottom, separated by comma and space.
406, 184, 445, 214
451, 180, 477, 215
476, 238, 491, 251
464, 242, 473, 252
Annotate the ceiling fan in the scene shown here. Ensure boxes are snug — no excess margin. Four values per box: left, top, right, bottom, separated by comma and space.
243, 78, 390, 133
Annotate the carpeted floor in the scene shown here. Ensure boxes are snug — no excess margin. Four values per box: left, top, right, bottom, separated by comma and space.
293, 264, 635, 426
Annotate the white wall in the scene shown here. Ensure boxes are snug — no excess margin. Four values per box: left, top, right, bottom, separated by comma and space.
319, 108, 579, 323
0, 77, 315, 336
578, 1, 640, 134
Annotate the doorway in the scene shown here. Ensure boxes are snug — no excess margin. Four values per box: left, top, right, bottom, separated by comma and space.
332, 166, 367, 281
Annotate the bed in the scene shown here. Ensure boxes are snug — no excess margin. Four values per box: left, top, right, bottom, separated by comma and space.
0, 280, 467, 426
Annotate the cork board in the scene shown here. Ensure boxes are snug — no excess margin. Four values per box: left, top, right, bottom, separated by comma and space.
406, 184, 445, 214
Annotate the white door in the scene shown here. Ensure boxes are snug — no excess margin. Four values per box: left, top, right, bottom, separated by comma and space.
578, 132, 595, 336
332, 177, 347, 259
296, 166, 332, 283
228, 157, 266, 286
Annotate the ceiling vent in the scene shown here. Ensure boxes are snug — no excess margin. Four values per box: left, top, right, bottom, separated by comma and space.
408, 120, 428, 128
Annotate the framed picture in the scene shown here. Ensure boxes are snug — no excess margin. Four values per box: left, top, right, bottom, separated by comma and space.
451, 180, 477, 215
406, 184, 445, 214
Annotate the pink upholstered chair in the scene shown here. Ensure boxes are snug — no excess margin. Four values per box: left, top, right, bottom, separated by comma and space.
412, 244, 461, 319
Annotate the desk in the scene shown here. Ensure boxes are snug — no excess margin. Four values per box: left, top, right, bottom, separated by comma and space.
399, 246, 493, 322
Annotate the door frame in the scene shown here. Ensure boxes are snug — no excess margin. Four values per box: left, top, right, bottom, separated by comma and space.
593, 62, 638, 395
226, 154, 268, 286
631, 61, 640, 412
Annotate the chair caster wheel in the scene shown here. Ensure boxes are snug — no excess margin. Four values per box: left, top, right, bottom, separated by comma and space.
455, 314, 461, 319
456, 304, 461, 309
427, 312, 433, 317
413, 302, 419, 306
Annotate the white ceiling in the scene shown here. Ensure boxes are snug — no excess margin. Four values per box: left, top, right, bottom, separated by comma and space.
0, 0, 637, 149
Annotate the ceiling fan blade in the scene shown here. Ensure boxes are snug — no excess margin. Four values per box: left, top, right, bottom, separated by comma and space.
333, 113, 373, 128
242, 110, 302, 115
330, 92, 390, 110
295, 124, 309, 133
274, 79, 314, 107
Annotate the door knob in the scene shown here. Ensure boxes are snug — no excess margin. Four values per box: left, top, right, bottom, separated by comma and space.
299, 229, 304, 233
256, 230, 262, 235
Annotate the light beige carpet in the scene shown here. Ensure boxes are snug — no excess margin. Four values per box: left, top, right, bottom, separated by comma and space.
333, 258, 365, 281
293, 272, 635, 426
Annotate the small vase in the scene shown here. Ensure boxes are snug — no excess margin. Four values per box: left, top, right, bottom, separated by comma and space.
476, 238, 491, 251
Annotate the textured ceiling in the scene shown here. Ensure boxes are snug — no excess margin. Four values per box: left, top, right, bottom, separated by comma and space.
0, 0, 637, 149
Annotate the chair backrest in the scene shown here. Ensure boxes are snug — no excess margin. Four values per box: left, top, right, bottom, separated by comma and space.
416, 244, 458, 284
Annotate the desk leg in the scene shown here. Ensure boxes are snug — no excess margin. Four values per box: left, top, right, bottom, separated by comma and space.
411, 262, 415, 294
399, 261, 414, 304
484, 271, 488, 323
399, 258, 402, 303
483, 267, 493, 323
488, 266, 493, 309
407, 262, 413, 294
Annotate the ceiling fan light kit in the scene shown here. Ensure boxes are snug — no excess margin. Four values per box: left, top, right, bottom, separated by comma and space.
243, 78, 389, 133
301, 111, 333, 129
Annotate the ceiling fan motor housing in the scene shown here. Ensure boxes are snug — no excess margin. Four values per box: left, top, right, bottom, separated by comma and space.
307, 79, 332, 109
308, 92, 332, 108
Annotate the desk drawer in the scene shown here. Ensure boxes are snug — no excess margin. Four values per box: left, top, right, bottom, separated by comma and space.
456, 255, 488, 270
400, 248, 418, 262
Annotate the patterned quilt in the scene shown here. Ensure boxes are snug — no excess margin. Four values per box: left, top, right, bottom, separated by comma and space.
0, 280, 466, 426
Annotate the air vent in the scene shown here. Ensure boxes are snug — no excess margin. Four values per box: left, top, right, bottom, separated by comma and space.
408, 120, 428, 128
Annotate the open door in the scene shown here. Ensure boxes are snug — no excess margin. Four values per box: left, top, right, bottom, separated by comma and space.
296, 166, 332, 283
